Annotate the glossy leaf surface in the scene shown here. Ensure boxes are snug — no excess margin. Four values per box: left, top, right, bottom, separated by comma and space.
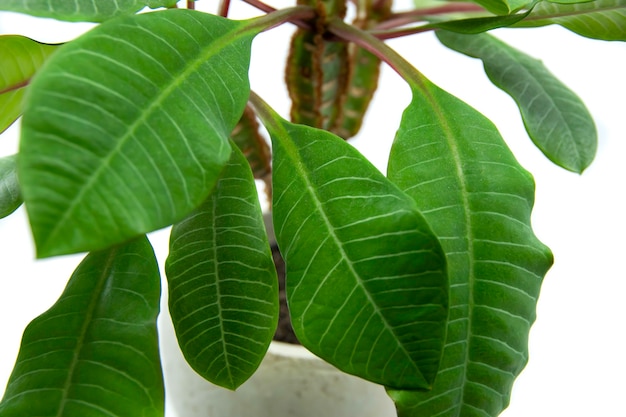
253, 96, 448, 390
437, 30, 597, 173
0, 0, 177, 22
387, 78, 553, 416
166, 144, 278, 390
515, 0, 626, 40
0, 236, 163, 417
18, 9, 256, 257
0, 35, 58, 134
0, 154, 22, 218
425, 11, 530, 33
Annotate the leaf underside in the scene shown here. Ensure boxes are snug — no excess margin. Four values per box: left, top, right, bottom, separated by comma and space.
255, 100, 449, 390
166, 144, 278, 390
0, 35, 58, 134
437, 30, 597, 173
0, 236, 163, 417
387, 79, 553, 416
18, 9, 255, 257
516, 0, 626, 41
0, 0, 178, 22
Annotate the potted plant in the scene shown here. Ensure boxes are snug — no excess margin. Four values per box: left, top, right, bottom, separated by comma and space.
0, 0, 623, 416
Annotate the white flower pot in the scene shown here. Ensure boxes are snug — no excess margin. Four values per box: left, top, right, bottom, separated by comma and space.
160, 317, 397, 417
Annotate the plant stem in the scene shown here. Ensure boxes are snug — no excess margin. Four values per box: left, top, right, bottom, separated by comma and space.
327, 17, 428, 89
242, 6, 316, 33
376, 3, 485, 30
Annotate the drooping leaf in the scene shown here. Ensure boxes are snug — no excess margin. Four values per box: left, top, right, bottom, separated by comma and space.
18, 9, 257, 257
514, 0, 626, 40
0, 154, 22, 218
252, 94, 448, 390
0, 0, 178, 22
0, 236, 163, 417
387, 76, 553, 416
0, 35, 58, 134
165, 143, 278, 390
437, 30, 597, 173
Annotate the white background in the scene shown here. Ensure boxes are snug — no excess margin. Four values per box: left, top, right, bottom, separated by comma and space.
1, 1, 625, 416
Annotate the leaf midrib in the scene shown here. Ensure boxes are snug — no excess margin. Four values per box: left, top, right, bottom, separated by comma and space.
40, 13, 248, 253
274, 121, 422, 379
413, 83, 475, 413
55, 247, 117, 417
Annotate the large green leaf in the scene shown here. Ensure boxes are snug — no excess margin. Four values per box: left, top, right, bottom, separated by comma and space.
165, 143, 278, 390
18, 9, 257, 258
0, 236, 163, 417
0, 35, 58, 134
515, 0, 626, 40
386, 78, 553, 416
0, 0, 178, 22
437, 30, 597, 173
0, 154, 22, 218
252, 94, 448, 390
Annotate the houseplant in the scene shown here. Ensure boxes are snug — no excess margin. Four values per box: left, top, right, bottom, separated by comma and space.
0, 0, 624, 416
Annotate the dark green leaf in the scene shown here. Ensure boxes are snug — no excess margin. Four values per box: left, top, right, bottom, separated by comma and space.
0, 0, 178, 22
0, 236, 163, 417
18, 9, 257, 257
515, 0, 626, 40
252, 95, 448, 390
166, 143, 278, 390
0, 154, 22, 218
437, 30, 597, 173
387, 77, 553, 416
0, 35, 58, 134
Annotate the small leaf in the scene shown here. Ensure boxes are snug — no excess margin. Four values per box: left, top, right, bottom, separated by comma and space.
0, 154, 22, 218
0, 236, 163, 417
252, 95, 448, 390
387, 76, 553, 416
19, 9, 257, 257
515, 0, 626, 40
166, 143, 278, 390
437, 30, 597, 173
0, 35, 58, 134
0, 0, 178, 22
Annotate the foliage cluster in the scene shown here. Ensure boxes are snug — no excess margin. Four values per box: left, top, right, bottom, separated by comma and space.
0, 0, 623, 416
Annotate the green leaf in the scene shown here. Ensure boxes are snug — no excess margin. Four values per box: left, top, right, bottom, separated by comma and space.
165, 143, 278, 390
0, 0, 178, 22
0, 154, 22, 218
425, 11, 531, 33
387, 78, 553, 416
252, 95, 448, 390
470, 0, 533, 16
0, 35, 58, 134
230, 105, 272, 181
18, 9, 257, 258
515, 0, 626, 40
0, 236, 163, 417
437, 30, 597, 173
